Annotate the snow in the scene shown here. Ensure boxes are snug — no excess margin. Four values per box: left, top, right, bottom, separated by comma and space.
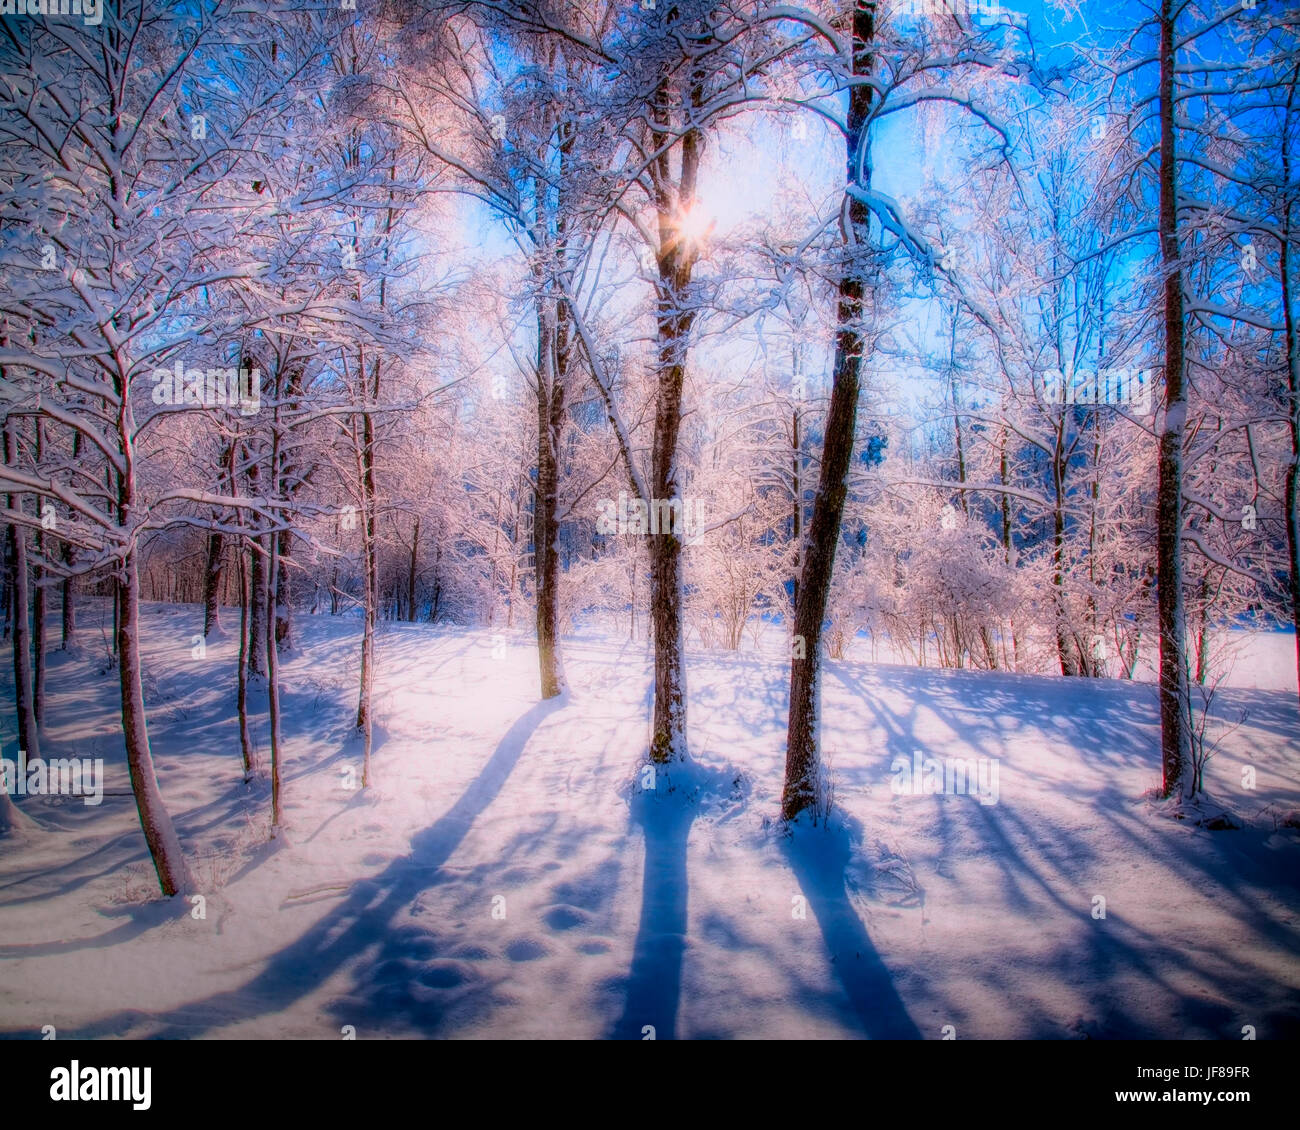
1, 606, 1298, 1039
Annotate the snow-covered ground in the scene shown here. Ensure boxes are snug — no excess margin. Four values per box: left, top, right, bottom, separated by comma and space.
2, 607, 1298, 1039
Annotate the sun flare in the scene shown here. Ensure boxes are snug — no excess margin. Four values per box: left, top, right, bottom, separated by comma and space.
675, 202, 715, 245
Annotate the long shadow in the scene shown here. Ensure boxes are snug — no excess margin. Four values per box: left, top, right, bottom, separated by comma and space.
784, 815, 922, 1040
823, 660, 1300, 1037
608, 780, 697, 1040
608, 751, 749, 1041
4, 695, 566, 1039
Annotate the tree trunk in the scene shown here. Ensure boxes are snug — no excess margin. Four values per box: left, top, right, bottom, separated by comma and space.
118, 548, 192, 895
266, 527, 283, 830
31, 420, 44, 725
430, 541, 442, 623
274, 527, 292, 651
355, 357, 379, 788
32, 547, 44, 726
1157, 0, 1192, 798
1279, 68, 1300, 706
535, 301, 567, 699
644, 53, 707, 765
248, 534, 268, 676
4, 420, 39, 760
781, 1, 874, 821
236, 542, 254, 780
61, 551, 76, 651
407, 516, 420, 622
792, 405, 801, 615
202, 530, 224, 637
646, 261, 694, 762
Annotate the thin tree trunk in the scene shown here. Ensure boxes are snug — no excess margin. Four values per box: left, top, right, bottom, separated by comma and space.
535, 301, 567, 699
32, 542, 44, 726
407, 516, 420, 623
4, 420, 39, 760
1157, 0, 1192, 798
202, 530, 224, 637
61, 550, 76, 650
118, 548, 192, 895
1279, 65, 1300, 707
249, 533, 268, 676
236, 541, 254, 780
782, 1, 874, 821
355, 360, 379, 788
430, 541, 442, 623
266, 526, 283, 830
792, 404, 801, 615
32, 421, 44, 726
275, 527, 292, 651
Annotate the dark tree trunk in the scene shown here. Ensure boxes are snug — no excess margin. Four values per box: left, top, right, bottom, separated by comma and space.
61, 555, 75, 650
429, 541, 442, 623
202, 530, 224, 637
1053, 483, 1080, 677
266, 526, 283, 830
32, 543, 44, 727
274, 526, 292, 650
117, 547, 193, 895
4, 420, 39, 760
781, 1, 874, 821
647, 275, 694, 762
644, 53, 707, 765
114, 399, 191, 895
355, 365, 379, 787
248, 534, 268, 676
1157, 0, 1192, 798
792, 406, 801, 614
1279, 68, 1300, 707
236, 542, 254, 780
535, 301, 568, 699
60, 433, 80, 651
407, 516, 420, 622
31, 418, 44, 724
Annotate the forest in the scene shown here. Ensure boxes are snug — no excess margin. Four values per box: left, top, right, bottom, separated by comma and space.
0, 0, 1297, 1043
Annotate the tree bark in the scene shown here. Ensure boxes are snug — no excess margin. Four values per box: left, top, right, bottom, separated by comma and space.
1279, 65, 1300, 707
202, 530, 224, 637
4, 419, 39, 761
248, 533, 268, 676
266, 524, 283, 830
236, 541, 254, 780
118, 548, 192, 895
1157, 0, 1192, 798
274, 526, 292, 651
407, 516, 420, 622
781, 1, 874, 821
32, 419, 45, 726
644, 51, 707, 765
61, 549, 76, 651
535, 299, 568, 699
355, 356, 379, 788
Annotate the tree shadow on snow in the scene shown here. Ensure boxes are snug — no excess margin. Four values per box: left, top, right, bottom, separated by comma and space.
608, 756, 748, 1041
0, 695, 568, 1039
608, 771, 696, 1040
783, 812, 922, 1040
